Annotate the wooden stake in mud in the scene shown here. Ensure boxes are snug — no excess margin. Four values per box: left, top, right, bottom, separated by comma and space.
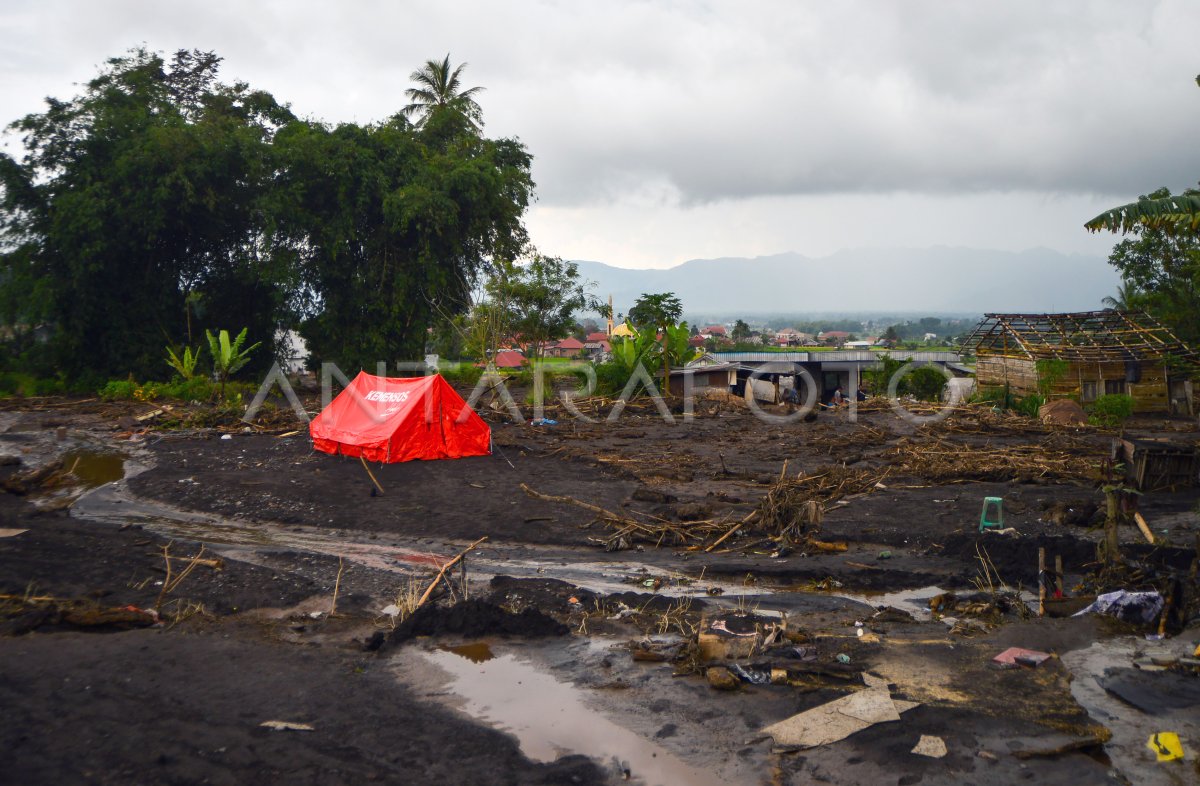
329, 557, 345, 616
359, 455, 385, 496
1157, 586, 1173, 638
1102, 486, 1121, 566
1038, 547, 1046, 617
415, 536, 488, 610
1054, 554, 1063, 598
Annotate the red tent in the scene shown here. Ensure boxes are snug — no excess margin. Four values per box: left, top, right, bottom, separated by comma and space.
309, 372, 490, 463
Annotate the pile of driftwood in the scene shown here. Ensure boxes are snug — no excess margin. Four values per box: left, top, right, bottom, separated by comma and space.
805, 423, 893, 455
520, 482, 735, 550
520, 462, 864, 554
882, 435, 1098, 484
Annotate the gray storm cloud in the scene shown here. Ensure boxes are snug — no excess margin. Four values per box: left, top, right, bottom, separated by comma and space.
0, 0, 1196, 266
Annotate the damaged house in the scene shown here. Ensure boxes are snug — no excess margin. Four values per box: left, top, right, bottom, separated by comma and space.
963, 311, 1199, 414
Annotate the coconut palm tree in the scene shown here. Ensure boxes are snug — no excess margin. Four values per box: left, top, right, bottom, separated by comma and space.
1101, 281, 1142, 311
402, 54, 484, 130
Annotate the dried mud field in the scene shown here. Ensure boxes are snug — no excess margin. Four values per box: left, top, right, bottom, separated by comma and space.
1, 392, 1199, 785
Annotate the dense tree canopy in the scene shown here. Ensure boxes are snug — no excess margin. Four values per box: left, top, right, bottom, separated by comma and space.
0, 48, 534, 385
0, 49, 293, 382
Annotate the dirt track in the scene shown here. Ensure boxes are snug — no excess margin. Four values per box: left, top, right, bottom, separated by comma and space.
1, 394, 1198, 785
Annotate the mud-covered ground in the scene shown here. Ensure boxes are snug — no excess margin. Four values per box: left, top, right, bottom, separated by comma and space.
1, 393, 1198, 785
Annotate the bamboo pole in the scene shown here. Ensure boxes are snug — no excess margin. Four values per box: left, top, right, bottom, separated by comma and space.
360, 455, 385, 495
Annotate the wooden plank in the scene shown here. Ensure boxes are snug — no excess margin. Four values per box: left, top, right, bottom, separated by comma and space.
1134, 512, 1155, 544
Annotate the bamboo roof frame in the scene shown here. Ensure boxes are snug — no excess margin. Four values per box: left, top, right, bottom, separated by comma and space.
961, 310, 1200, 364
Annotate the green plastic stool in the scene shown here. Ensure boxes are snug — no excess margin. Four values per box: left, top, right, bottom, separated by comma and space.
979, 497, 1004, 532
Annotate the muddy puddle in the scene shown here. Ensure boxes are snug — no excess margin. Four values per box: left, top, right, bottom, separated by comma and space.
61, 450, 127, 488
410, 644, 726, 786
831, 585, 950, 619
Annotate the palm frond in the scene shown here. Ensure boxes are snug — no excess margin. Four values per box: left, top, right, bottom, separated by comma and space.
1086, 194, 1200, 234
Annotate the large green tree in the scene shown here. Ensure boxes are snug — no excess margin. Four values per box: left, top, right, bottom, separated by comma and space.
0, 48, 293, 383
485, 255, 596, 364
271, 113, 532, 371
0, 48, 535, 383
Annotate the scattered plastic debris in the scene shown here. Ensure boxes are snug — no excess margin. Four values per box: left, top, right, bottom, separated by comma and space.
1072, 590, 1163, 625
729, 663, 771, 685
993, 647, 1051, 668
760, 677, 918, 748
1146, 732, 1183, 762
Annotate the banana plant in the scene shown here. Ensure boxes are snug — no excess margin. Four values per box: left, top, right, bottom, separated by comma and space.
660, 321, 700, 396
165, 344, 203, 380
663, 322, 700, 370
205, 328, 261, 402
610, 324, 659, 373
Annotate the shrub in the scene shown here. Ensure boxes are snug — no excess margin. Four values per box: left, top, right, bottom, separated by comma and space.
99, 379, 137, 401
439, 363, 483, 388
0, 372, 37, 397
594, 361, 632, 397
166, 377, 214, 402
904, 366, 950, 401
1089, 394, 1135, 427
1013, 393, 1045, 419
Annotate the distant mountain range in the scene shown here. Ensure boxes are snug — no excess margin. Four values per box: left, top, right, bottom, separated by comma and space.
573, 248, 1118, 322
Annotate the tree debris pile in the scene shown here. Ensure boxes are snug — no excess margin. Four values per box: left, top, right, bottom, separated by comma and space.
882, 435, 1100, 484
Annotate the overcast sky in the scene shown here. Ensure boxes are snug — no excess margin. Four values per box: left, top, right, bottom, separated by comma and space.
3, 0, 1199, 269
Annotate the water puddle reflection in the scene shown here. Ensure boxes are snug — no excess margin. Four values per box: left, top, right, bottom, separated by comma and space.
62, 450, 127, 488
442, 641, 495, 663
419, 648, 724, 786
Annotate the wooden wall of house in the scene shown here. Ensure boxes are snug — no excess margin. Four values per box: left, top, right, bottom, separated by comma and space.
1050, 361, 1169, 412
975, 355, 1038, 396
976, 354, 1172, 411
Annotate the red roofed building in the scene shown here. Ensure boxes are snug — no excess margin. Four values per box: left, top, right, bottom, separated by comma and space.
545, 337, 585, 358
490, 349, 525, 368
585, 331, 610, 342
